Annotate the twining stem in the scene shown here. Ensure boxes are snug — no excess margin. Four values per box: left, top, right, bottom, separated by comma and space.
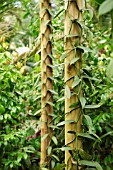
65, 0, 83, 169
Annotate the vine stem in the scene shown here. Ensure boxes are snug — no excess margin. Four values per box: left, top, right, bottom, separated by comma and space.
40, 0, 53, 168
64, 0, 83, 169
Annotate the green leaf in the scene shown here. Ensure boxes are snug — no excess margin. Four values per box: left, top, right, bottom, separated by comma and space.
70, 58, 79, 65
85, 104, 101, 109
41, 134, 49, 142
52, 154, 60, 161
69, 102, 79, 108
57, 96, 65, 102
79, 160, 103, 170
83, 76, 99, 81
80, 97, 86, 109
24, 146, 35, 153
65, 85, 71, 99
84, 115, 94, 133
72, 76, 81, 88
0, 115, 3, 120
51, 160, 55, 169
60, 146, 73, 151
34, 109, 42, 116
48, 146, 52, 155
35, 53, 40, 62
23, 153, 28, 160
46, 101, 55, 106
57, 120, 75, 126
66, 34, 79, 38
10, 163, 14, 168
99, 0, 113, 16
0, 104, 5, 113
48, 114, 57, 118
52, 136, 58, 145
60, 53, 67, 60
17, 153, 23, 163
78, 46, 93, 53
49, 125, 60, 129
106, 59, 113, 79
78, 133, 96, 140
23, 10, 30, 19
49, 89, 58, 95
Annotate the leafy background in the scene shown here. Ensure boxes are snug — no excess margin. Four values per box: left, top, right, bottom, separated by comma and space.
0, 0, 113, 169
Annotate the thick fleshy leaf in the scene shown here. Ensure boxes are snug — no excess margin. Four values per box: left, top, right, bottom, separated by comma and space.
65, 85, 71, 99
78, 133, 96, 140
49, 89, 58, 95
80, 97, 86, 109
52, 136, 58, 145
48, 146, 52, 155
57, 120, 75, 126
60, 146, 73, 151
99, 0, 113, 15
66, 34, 79, 38
79, 160, 103, 170
34, 109, 42, 116
70, 58, 79, 65
84, 115, 94, 133
69, 102, 79, 108
85, 104, 101, 109
78, 46, 93, 53
72, 76, 81, 88
57, 96, 65, 102
41, 134, 49, 142
52, 155, 60, 161
60, 53, 67, 60
46, 101, 55, 106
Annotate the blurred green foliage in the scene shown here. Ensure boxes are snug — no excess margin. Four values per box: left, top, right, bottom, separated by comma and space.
0, 0, 113, 170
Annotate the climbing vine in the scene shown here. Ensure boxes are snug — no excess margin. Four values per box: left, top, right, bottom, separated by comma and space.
40, 0, 53, 168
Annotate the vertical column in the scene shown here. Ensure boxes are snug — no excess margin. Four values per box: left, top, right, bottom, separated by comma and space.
40, 0, 53, 167
64, 0, 83, 169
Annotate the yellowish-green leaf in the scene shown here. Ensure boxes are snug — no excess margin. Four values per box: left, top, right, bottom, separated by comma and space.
72, 76, 81, 88
57, 120, 75, 126
65, 85, 71, 99
52, 136, 58, 145
79, 160, 103, 170
41, 134, 49, 142
99, 0, 113, 16
80, 97, 86, 109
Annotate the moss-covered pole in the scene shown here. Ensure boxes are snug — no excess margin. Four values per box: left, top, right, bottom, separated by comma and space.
64, 0, 83, 169
40, 0, 53, 167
